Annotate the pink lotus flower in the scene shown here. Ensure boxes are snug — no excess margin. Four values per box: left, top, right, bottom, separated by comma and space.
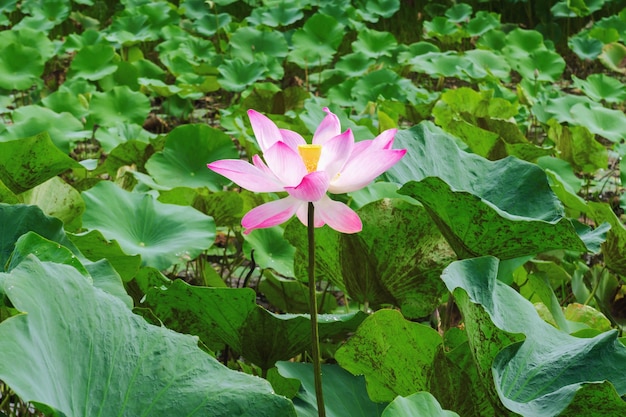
207, 108, 406, 234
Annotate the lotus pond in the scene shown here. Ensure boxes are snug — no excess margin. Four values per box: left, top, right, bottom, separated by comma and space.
1, 0, 626, 416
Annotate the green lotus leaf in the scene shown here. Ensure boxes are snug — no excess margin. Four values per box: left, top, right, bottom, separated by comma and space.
258, 271, 337, 314
466, 11, 500, 36
0, 43, 44, 90
68, 229, 141, 282
248, 4, 304, 27
218, 58, 266, 92
68, 44, 117, 81
400, 177, 588, 259
94, 123, 154, 153
424, 16, 460, 38
41, 90, 89, 119
88, 86, 151, 127
569, 102, 626, 142
143, 280, 366, 370
533, 94, 595, 125
385, 122, 563, 220
547, 120, 607, 173
145, 124, 238, 191
335, 309, 442, 402
0, 132, 82, 194
194, 12, 231, 36
20, 0, 70, 25
21, 176, 84, 232
351, 28, 397, 58
568, 35, 604, 60
0, 257, 296, 416
571, 73, 626, 103
502, 28, 565, 81
598, 42, 626, 74
443, 257, 626, 416
0, 203, 81, 272
0, 26, 53, 58
351, 69, 417, 111
463, 49, 511, 81
429, 329, 498, 416
81, 181, 215, 270
230, 27, 289, 61
7, 231, 133, 309
335, 51, 375, 76
445, 3, 472, 22
288, 13, 344, 68
382, 392, 459, 417
276, 362, 387, 417
0, 106, 88, 153
286, 199, 455, 318
243, 226, 295, 278
104, 14, 157, 46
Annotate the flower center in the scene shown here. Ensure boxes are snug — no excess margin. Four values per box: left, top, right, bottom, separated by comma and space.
298, 144, 322, 173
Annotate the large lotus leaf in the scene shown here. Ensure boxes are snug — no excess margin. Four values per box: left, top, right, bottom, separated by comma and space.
21, 176, 84, 232
158, 188, 244, 228
229, 27, 289, 61
571, 74, 626, 104
248, 4, 304, 27
382, 392, 459, 417
243, 226, 295, 278
442, 257, 626, 416
0, 203, 81, 271
68, 229, 141, 282
258, 272, 337, 314
0, 42, 44, 90
81, 181, 215, 270
88, 86, 151, 127
502, 28, 565, 81
568, 103, 626, 143
288, 13, 344, 68
0, 106, 89, 153
429, 332, 498, 416
547, 120, 607, 173
0, 257, 295, 416
400, 177, 588, 259
217, 58, 266, 92
384, 122, 564, 222
143, 279, 366, 370
586, 202, 626, 275
145, 124, 238, 191
351, 28, 397, 58
276, 362, 387, 417
0, 27, 54, 61
598, 42, 626, 74
68, 44, 117, 81
285, 199, 456, 318
0, 132, 82, 194
8, 232, 133, 309
335, 309, 442, 402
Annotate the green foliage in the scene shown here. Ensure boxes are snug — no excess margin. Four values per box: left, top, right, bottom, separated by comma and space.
0, 257, 295, 416
2, 1, 626, 415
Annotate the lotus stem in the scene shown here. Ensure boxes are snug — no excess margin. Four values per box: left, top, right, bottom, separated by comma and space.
307, 202, 325, 417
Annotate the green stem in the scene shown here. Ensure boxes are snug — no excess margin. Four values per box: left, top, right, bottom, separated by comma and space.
307, 202, 325, 417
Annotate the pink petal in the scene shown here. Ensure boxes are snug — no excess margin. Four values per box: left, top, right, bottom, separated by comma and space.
315, 195, 362, 233
285, 171, 330, 202
263, 141, 307, 187
317, 129, 354, 179
242, 196, 303, 234
279, 129, 307, 151
373, 128, 397, 150
328, 149, 407, 194
252, 154, 274, 176
312, 107, 342, 146
248, 109, 282, 152
207, 160, 283, 192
